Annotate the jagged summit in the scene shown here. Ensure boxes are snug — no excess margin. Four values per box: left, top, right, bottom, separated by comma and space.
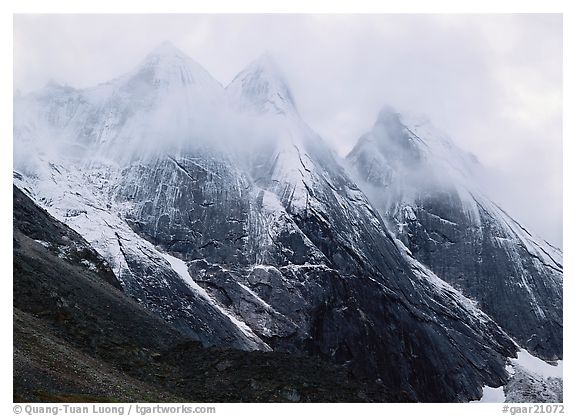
126, 41, 222, 90
247, 52, 284, 77
375, 106, 432, 128
14, 41, 229, 167
375, 105, 401, 124
354, 105, 483, 186
146, 40, 186, 58
226, 52, 296, 115
372, 106, 444, 148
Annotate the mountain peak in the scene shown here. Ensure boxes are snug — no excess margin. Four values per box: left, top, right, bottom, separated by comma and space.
376, 105, 400, 123
348, 107, 482, 192
375, 106, 431, 131
226, 53, 296, 115
127, 41, 221, 90
145, 41, 187, 60
140, 41, 194, 69
373, 106, 405, 135
372, 106, 461, 159
249, 51, 281, 73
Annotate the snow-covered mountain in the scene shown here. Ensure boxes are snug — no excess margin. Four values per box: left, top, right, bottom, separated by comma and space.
13, 42, 561, 402
346, 107, 563, 361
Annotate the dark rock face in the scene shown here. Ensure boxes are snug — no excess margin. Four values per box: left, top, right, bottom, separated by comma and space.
346, 109, 563, 361
14, 184, 404, 403
393, 192, 562, 361
104, 233, 268, 350
13, 45, 528, 402
115, 152, 255, 265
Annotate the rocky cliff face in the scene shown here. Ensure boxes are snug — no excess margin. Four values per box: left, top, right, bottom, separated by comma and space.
13, 43, 558, 402
346, 108, 563, 361
14, 185, 409, 403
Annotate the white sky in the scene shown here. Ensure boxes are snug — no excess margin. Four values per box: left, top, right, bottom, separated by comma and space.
13, 14, 563, 247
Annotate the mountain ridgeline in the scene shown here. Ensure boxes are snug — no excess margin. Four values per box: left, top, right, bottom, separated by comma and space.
13, 42, 562, 402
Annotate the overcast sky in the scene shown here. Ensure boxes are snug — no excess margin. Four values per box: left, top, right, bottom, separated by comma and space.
13, 14, 563, 247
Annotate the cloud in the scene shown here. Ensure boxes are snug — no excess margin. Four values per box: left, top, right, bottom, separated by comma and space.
13, 14, 563, 247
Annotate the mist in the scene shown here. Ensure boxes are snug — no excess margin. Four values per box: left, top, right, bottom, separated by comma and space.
13, 14, 562, 247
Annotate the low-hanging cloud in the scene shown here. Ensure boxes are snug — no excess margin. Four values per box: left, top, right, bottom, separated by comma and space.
13, 14, 563, 247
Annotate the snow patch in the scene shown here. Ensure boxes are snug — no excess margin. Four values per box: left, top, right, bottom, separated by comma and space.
237, 282, 274, 310
471, 386, 506, 403
512, 349, 563, 379
161, 253, 209, 298
80, 259, 99, 271
160, 252, 270, 350
34, 239, 51, 248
